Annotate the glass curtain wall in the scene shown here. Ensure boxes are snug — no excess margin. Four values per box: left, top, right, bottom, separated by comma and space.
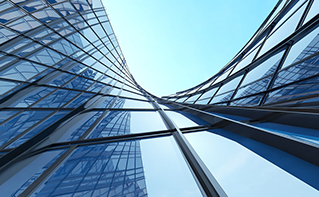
0, 0, 319, 197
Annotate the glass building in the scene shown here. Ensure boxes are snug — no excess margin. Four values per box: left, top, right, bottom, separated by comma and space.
0, 0, 319, 196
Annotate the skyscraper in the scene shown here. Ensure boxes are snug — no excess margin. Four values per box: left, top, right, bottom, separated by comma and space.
0, 0, 319, 196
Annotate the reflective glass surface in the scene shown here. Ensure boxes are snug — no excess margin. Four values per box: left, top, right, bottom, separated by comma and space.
186, 131, 319, 196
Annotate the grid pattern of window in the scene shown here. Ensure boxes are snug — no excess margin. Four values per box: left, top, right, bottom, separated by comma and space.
1, 0, 319, 197
164, 0, 319, 108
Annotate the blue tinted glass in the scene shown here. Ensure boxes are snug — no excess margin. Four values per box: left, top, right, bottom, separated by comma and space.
230, 94, 263, 106
216, 74, 243, 96
0, 149, 66, 197
184, 93, 201, 104
303, 0, 319, 24
87, 111, 131, 138
53, 2, 76, 16
186, 130, 319, 196
258, 3, 307, 57
7, 16, 41, 33
65, 92, 94, 108
0, 60, 46, 81
88, 111, 166, 139
7, 111, 70, 148
33, 89, 80, 108
113, 98, 154, 109
20, 0, 46, 13
282, 26, 319, 69
196, 86, 218, 102
64, 76, 94, 90
139, 136, 202, 196
86, 82, 106, 93
0, 8, 24, 24
195, 97, 211, 105
81, 68, 101, 79
58, 111, 103, 142
28, 48, 65, 66
120, 90, 147, 101
67, 63, 87, 74
266, 75, 319, 104
234, 76, 273, 99
242, 50, 285, 86
48, 72, 75, 87
0, 80, 20, 96
31, 7, 60, 23
0, 111, 19, 123
0, 110, 52, 146
166, 111, 208, 128
31, 142, 147, 197
29, 68, 54, 82
274, 53, 319, 87
7, 87, 55, 107
231, 46, 259, 74
253, 122, 319, 145
2, 37, 31, 54
210, 91, 234, 104
0, 27, 17, 44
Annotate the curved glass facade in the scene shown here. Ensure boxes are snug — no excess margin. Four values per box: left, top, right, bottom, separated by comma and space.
0, 0, 319, 196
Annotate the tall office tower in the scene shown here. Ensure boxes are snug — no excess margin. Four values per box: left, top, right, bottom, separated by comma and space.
0, 0, 319, 196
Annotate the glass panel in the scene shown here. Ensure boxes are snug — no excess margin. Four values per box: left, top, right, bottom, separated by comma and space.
196, 86, 218, 102
7, 87, 55, 107
87, 111, 166, 139
252, 122, 319, 145
57, 111, 104, 142
266, 75, 319, 104
0, 8, 24, 24
0, 149, 66, 196
0, 80, 20, 96
65, 92, 94, 108
234, 76, 273, 99
215, 74, 243, 96
241, 50, 285, 86
32, 7, 60, 23
185, 131, 319, 196
20, 0, 47, 13
112, 98, 154, 109
258, 3, 307, 57
210, 91, 234, 104
166, 111, 208, 128
7, 16, 41, 33
274, 53, 319, 88
0, 111, 19, 123
32, 89, 80, 108
0, 60, 46, 81
282, 26, 319, 69
184, 93, 201, 104
230, 94, 263, 106
30, 137, 201, 196
0, 110, 53, 146
64, 76, 94, 90
231, 45, 260, 74
139, 136, 202, 196
303, 0, 319, 24
195, 97, 211, 105
119, 90, 147, 101
212, 69, 231, 85
7, 111, 70, 148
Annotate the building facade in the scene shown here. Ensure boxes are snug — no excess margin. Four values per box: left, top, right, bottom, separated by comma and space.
0, 0, 319, 196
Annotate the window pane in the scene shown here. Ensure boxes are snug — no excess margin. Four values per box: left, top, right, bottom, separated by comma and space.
186, 131, 319, 196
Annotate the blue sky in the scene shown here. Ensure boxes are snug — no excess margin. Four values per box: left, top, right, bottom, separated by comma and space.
102, 0, 278, 97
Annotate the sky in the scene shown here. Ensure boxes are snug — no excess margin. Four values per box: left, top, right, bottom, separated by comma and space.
102, 0, 278, 97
